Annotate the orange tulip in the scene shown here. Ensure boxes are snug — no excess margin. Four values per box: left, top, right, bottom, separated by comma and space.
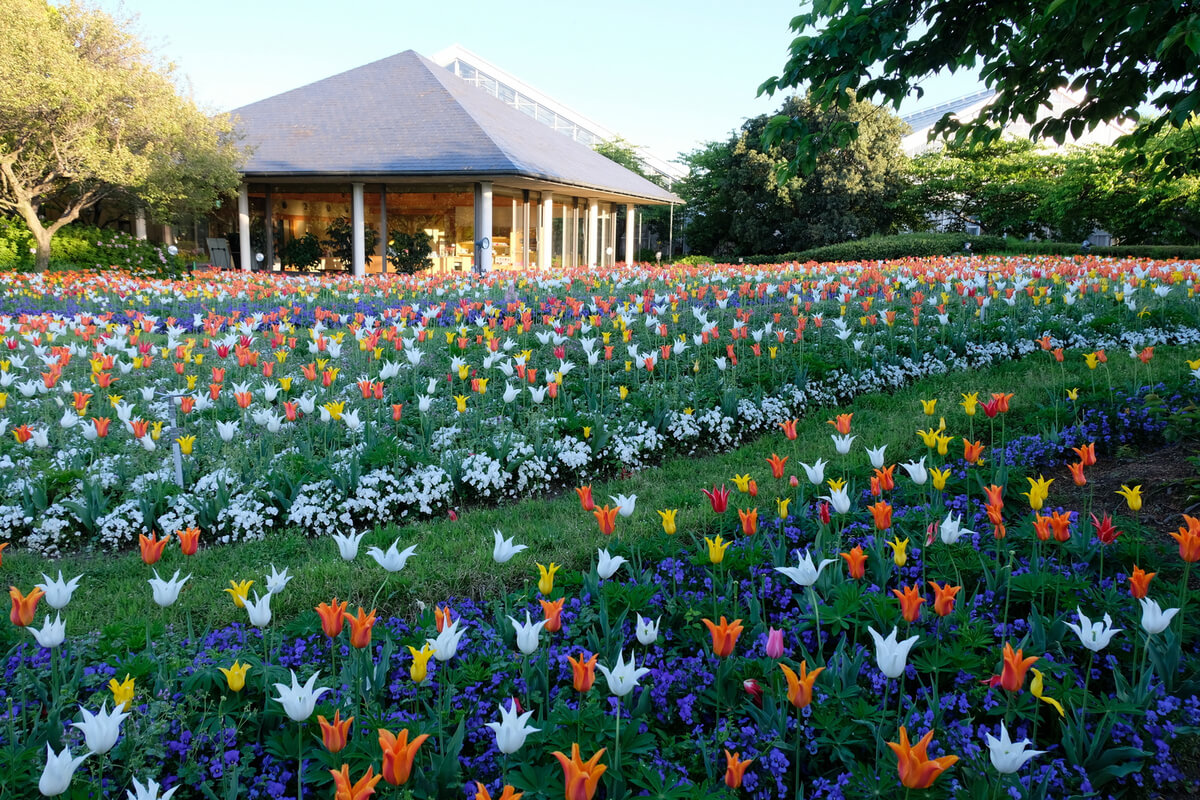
986, 503, 1004, 527
892, 584, 926, 622
780, 418, 798, 440
1033, 514, 1052, 541
827, 413, 852, 434
779, 660, 824, 709
568, 652, 598, 692
1049, 510, 1073, 542
1072, 441, 1097, 466
724, 750, 754, 789
9, 586, 45, 627
319, 710, 354, 753
873, 465, 896, 492
766, 453, 788, 479
316, 598, 349, 638
551, 743, 607, 800
990, 392, 1013, 413
378, 728, 429, 786
1128, 566, 1155, 599
593, 505, 618, 536
701, 616, 745, 658
434, 605, 454, 633
138, 532, 170, 565
0, 542, 8, 566
962, 439, 984, 464
344, 607, 377, 649
928, 581, 961, 617
868, 501, 893, 531
540, 598, 565, 633
330, 765, 382, 800
841, 546, 867, 579
1170, 516, 1200, 562
983, 484, 1004, 507
1067, 461, 1087, 487
887, 727, 959, 790
737, 507, 758, 535
999, 643, 1038, 692
473, 782, 524, 800
575, 485, 594, 512
177, 527, 201, 555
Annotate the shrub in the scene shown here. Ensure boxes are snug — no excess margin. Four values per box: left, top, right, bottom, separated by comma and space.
0, 217, 183, 275
387, 230, 433, 274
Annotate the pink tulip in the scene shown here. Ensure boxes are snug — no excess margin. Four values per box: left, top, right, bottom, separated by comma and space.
765, 627, 785, 659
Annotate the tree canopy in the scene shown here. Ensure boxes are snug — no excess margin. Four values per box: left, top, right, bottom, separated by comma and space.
0, 0, 242, 270
678, 94, 908, 258
901, 133, 1200, 244
758, 1, 1200, 176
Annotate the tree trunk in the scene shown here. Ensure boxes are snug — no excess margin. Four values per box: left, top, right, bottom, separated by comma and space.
32, 225, 51, 272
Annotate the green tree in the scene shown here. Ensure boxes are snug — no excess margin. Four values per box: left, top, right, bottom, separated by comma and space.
759, 1, 1200, 177
0, 0, 242, 271
678, 94, 908, 257
902, 140, 1061, 237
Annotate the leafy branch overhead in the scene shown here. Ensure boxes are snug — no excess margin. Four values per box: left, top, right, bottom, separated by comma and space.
759, 0, 1200, 177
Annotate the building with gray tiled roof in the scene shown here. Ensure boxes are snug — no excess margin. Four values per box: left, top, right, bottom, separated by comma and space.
227, 50, 679, 274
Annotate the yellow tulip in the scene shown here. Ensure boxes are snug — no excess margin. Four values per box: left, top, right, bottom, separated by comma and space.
920, 398, 937, 415
887, 536, 909, 567
917, 428, 940, 448
185, 375, 198, 390
1115, 484, 1143, 512
322, 401, 345, 421
826, 476, 846, 492
454, 395, 468, 413
930, 466, 951, 491
175, 435, 196, 455
219, 661, 251, 692
619, 386, 628, 400
1030, 668, 1065, 717
935, 433, 953, 456
657, 508, 678, 535
109, 674, 135, 709
279, 376, 293, 391
705, 535, 731, 564
731, 474, 753, 493
1084, 352, 1100, 370
1066, 387, 1079, 401
776, 497, 791, 519
225, 580, 254, 608
537, 562, 559, 595
960, 392, 979, 416
582, 426, 592, 439
408, 643, 435, 683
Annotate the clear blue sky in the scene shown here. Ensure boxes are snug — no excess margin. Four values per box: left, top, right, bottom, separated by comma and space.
97, 0, 983, 165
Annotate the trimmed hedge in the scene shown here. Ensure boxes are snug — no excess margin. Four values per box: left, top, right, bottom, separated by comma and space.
741, 233, 1200, 264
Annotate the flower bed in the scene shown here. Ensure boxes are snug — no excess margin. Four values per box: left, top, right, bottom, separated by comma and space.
3, 379, 1199, 798
0, 257, 1197, 555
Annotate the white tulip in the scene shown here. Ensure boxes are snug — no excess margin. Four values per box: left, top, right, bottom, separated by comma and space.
800, 458, 827, 485
39, 743, 90, 797
597, 548, 628, 580
775, 550, 836, 587
265, 564, 293, 595
831, 434, 856, 454
492, 529, 527, 564
244, 591, 272, 628
71, 701, 130, 755
597, 650, 651, 697
865, 444, 887, 469
901, 457, 928, 485
271, 670, 330, 722
427, 618, 467, 662
484, 699, 539, 754
610, 493, 637, 517
1138, 597, 1180, 635
938, 512, 975, 544
1064, 607, 1121, 652
635, 614, 661, 646
507, 611, 548, 655
36, 571, 82, 610
868, 626, 919, 679
30, 613, 67, 649
331, 531, 365, 561
367, 539, 418, 572
147, 570, 190, 608
986, 722, 1045, 774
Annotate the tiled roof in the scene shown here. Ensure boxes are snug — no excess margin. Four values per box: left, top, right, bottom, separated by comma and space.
231, 50, 678, 204
901, 89, 997, 134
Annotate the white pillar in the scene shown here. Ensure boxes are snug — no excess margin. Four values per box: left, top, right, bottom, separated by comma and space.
600, 206, 608, 268
570, 201, 580, 268
521, 191, 530, 268
379, 186, 388, 273
135, 208, 147, 240
238, 184, 251, 273
587, 198, 599, 268
625, 204, 636, 265
351, 182, 365, 277
539, 191, 554, 270
477, 181, 493, 273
